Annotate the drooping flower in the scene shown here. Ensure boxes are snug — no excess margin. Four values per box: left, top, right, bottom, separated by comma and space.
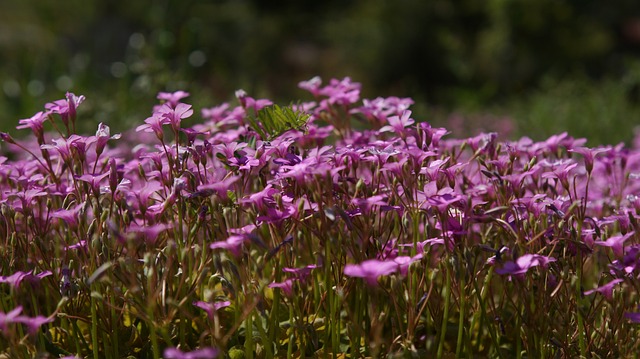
136, 113, 168, 140
0, 270, 52, 289
157, 91, 190, 108
193, 300, 231, 319
625, 308, 640, 323
583, 278, 624, 301
268, 278, 296, 297
495, 254, 556, 278
163, 347, 219, 359
93, 122, 121, 156
16, 111, 48, 143
594, 232, 635, 257
209, 235, 249, 257
343, 259, 399, 286
0, 307, 23, 333
0, 306, 54, 335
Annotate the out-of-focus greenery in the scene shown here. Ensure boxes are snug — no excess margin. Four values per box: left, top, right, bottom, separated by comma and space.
1, 0, 640, 144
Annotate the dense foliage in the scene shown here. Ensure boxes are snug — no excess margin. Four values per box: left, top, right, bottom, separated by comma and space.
1, 77, 640, 358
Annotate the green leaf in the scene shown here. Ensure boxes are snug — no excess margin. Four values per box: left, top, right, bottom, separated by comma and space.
248, 104, 311, 140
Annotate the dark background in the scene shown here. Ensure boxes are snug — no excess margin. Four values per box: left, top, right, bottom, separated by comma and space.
2, 0, 640, 144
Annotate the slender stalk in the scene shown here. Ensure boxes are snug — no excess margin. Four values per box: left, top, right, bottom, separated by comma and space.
244, 309, 254, 359
437, 263, 451, 358
90, 295, 99, 359
456, 269, 466, 357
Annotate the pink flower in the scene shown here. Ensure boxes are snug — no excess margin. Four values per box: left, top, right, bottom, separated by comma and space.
76, 172, 110, 194
583, 278, 624, 301
344, 258, 410, 287
94, 122, 121, 156
594, 232, 635, 257
157, 91, 190, 107
16, 111, 48, 143
158, 103, 193, 131
51, 203, 84, 228
193, 300, 231, 319
625, 309, 640, 323
495, 254, 556, 278
136, 114, 168, 140
0, 306, 54, 335
163, 347, 219, 359
0, 270, 52, 289
45, 92, 85, 126
379, 110, 415, 135
268, 278, 296, 297
298, 76, 322, 97
209, 235, 249, 257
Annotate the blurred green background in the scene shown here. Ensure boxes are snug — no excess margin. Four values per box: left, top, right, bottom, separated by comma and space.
2, 0, 640, 145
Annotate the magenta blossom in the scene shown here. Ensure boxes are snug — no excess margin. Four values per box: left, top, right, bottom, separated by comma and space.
594, 232, 635, 257
379, 110, 415, 135
625, 308, 640, 323
583, 278, 624, 301
0, 270, 52, 289
268, 278, 296, 297
209, 235, 249, 257
495, 254, 556, 278
158, 102, 193, 131
344, 256, 421, 286
16, 111, 48, 143
193, 300, 231, 319
0, 306, 54, 335
163, 347, 219, 359
157, 91, 190, 107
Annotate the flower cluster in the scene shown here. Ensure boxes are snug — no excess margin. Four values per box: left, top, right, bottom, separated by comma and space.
1, 79, 640, 357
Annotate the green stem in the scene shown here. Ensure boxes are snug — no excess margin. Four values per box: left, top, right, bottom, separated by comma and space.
437, 263, 451, 358
456, 270, 466, 357
245, 309, 254, 359
90, 295, 99, 359
576, 249, 586, 356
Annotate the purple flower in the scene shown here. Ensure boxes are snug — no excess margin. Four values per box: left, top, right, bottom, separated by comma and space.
94, 122, 121, 156
16, 111, 48, 143
351, 195, 388, 215
298, 76, 322, 97
157, 91, 190, 107
594, 232, 635, 257
127, 223, 171, 245
344, 259, 399, 286
569, 146, 609, 173
268, 278, 296, 297
51, 204, 84, 228
0, 306, 54, 335
0, 306, 23, 332
283, 264, 318, 279
136, 113, 168, 140
76, 172, 110, 194
495, 254, 556, 278
0, 270, 52, 289
16, 314, 54, 335
193, 175, 240, 200
193, 301, 231, 319
163, 347, 219, 359
158, 103, 193, 131
209, 235, 248, 257
45, 92, 85, 126
625, 309, 640, 323
241, 184, 278, 211
583, 278, 624, 301
379, 110, 415, 135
